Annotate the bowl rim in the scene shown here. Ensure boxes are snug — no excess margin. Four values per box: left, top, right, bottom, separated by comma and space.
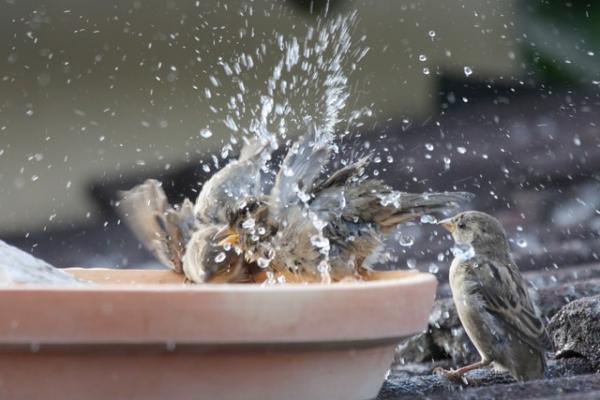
1, 270, 436, 293
0, 270, 438, 346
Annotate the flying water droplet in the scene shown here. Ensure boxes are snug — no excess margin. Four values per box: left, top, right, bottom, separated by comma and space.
428, 263, 439, 274
257, 257, 271, 269
215, 252, 226, 263
443, 156, 451, 170
263, 271, 276, 285
406, 258, 417, 269
297, 188, 311, 203
209, 75, 220, 87
399, 235, 415, 247
516, 238, 528, 248
451, 245, 475, 260
310, 235, 330, 249
463, 66, 473, 77
420, 214, 437, 224
317, 261, 332, 284
242, 218, 255, 230
457, 146, 467, 154
283, 167, 294, 177
199, 128, 213, 138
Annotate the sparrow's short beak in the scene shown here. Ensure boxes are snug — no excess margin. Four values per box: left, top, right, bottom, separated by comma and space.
438, 218, 455, 233
215, 225, 240, 247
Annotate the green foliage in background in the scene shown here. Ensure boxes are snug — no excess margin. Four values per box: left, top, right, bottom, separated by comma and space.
523, 0, 600, 86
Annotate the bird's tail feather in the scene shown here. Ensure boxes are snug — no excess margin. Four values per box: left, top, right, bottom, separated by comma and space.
118, 179, 195, 273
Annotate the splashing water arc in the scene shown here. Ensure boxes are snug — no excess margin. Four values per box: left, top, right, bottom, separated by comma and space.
204, 11, 374, 283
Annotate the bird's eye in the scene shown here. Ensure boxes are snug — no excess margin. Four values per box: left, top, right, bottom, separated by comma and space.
457, 223, 466, 229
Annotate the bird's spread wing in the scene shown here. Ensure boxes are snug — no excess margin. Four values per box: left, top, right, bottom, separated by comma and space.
270, 124, 330, 219
374, 191, 474, 229
468, 258, 551, 352
118, 179, 195, 273
195, 138, 269, 224
311, 175, 473, 230
312, 156, 370, 193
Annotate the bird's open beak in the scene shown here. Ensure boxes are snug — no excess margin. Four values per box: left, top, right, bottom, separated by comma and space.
215, 225, 240, 247
438, 217, 455, 233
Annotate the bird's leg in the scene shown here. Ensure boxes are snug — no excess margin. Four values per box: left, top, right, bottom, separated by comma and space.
434, 359, 491, 381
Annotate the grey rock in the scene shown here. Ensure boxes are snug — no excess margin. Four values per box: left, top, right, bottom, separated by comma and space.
396, 297, 478, 364
547, 295, 600, 371
537, 280, 600, 320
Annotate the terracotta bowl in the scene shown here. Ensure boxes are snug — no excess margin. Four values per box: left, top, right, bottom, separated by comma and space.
0, 269, 436, 400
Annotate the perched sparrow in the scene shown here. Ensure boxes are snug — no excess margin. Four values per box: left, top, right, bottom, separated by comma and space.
118, 138, 271, 282
220, 129, 473, 282
435, 211, 550, 381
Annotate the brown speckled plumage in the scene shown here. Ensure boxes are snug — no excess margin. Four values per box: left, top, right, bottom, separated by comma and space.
118, 138, 271, 283
225, 127, 473, 282
437, 211, 550, 381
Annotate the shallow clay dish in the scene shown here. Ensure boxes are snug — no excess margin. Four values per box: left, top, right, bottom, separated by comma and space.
0, 269, 436, 400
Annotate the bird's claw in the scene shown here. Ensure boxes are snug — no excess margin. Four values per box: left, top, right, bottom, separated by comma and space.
433, 367, 464, 382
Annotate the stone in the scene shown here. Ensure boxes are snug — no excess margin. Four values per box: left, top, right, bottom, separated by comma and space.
537, 280, 600, 320
396, 297, 478, 364
547, 295, 600, 371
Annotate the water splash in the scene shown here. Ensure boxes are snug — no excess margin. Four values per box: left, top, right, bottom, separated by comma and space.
205, 11, 366, 154
451, 244, 475, 261
198, 11, 374, 283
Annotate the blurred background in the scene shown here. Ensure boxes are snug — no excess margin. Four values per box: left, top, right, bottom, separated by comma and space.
1, 0, 599, 278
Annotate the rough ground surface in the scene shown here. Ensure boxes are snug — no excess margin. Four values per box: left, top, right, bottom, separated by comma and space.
388, 263, 600, 399
378, 358, 597, 400
548, 295, 600, 371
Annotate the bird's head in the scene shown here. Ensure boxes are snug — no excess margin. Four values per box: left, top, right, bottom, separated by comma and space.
218, 196, 274, 261
183, 226, 243, 283
439, 211, 509, 253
